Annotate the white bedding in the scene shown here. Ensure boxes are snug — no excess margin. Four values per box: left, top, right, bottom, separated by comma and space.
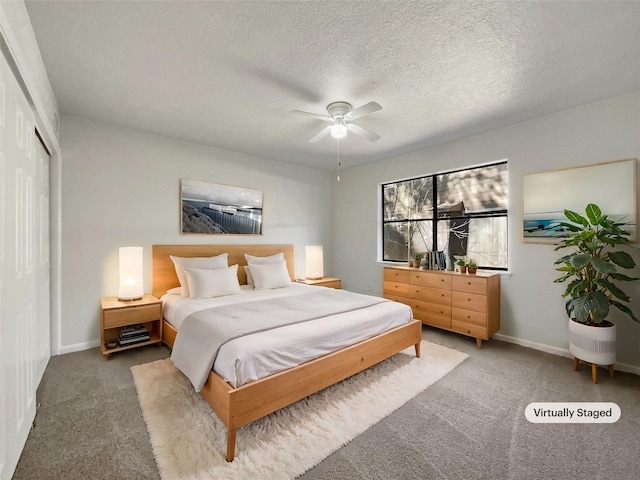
162, 283, 413, 387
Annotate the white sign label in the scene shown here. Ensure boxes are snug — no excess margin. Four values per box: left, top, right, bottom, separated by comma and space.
525, 402, 620, 423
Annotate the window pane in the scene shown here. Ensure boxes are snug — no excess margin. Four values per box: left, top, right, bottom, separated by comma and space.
383, 222, 408, 261
466, 216, 508, 268
410, 220, 433, 257
383, 177, 433, 221
437, 218, 469, 257
383, 221, 433, 261
437, 163, 507, 216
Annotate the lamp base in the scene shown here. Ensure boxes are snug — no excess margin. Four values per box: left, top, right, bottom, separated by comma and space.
117, 295, 144, 302
305, 276, 323, 280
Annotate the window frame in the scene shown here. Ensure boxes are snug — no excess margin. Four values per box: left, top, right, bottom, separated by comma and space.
380, 161, 508, 271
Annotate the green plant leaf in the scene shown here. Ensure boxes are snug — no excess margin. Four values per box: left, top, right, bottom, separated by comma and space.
585, 203, 602, 225
596, 279, 631, 302
591, 256, 617, 274
610, 300, 639, 322
609, 272, 640, 282
569, 291, 610, 323
564, 209, 588, 227
569, 253, 591, 269
608, 250, 636, 269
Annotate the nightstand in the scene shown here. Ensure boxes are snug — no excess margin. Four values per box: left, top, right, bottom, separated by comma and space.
100, 294, 162, 359
297, 277, 342, 289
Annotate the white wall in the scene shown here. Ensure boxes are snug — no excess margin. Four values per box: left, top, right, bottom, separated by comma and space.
332, 91, 640, 371
59, 116, 333, 352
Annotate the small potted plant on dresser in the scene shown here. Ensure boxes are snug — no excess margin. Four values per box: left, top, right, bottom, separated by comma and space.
553, 203, 639, 383
467, 259, 478, 274
456, 257, 467, 273
413, 252, 424, 268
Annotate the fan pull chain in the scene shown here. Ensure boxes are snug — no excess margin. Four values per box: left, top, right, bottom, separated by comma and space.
337, 139, 341, 182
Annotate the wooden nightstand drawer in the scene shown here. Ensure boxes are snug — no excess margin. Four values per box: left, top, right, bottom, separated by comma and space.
100, 294, 163, 358
103, 304, 161, 328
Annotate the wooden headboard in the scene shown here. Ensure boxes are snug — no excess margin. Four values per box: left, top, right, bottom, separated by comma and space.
151, 244, 294, 298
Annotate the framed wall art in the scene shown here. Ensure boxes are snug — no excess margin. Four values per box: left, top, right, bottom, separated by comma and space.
522, 158, 636, 244
180, 179, 263, 235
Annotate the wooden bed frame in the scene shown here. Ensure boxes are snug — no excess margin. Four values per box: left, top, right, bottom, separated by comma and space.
152, 244, 422, 462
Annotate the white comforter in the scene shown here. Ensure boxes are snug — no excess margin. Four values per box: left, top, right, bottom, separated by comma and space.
162, 283, 413, 388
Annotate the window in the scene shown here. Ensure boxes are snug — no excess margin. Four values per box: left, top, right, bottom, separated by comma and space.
382, 161, 508, 270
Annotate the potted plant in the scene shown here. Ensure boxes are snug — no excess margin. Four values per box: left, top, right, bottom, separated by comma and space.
413, 252, 424, 268
467, 259, 478, 274
455, 257, 467, 273
553, 203, 638, 382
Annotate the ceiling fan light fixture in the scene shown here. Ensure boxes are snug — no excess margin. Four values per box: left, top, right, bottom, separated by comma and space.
331, 121, 347, 139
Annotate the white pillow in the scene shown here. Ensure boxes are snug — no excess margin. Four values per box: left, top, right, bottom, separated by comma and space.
170, 253, 228, 297
166, 286, 183, 295
244, 252, 285, 264
244, 252, 285, 286
248, 261, 291, 290
183, 265, 243, 299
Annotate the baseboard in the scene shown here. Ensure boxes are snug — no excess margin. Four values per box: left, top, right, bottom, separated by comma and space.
58, 339, 100, 355
494, 333, 640, 377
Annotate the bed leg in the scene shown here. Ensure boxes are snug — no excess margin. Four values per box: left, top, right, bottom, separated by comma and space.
414, 342, 421, 358
226, 427, 237, 462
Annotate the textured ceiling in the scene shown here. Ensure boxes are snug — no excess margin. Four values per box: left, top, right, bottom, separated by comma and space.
25, 0, 640, 171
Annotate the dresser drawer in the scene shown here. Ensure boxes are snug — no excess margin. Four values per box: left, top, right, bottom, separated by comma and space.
383, 280, 410, 298
384, 268, 410, 283
411, 300, 451, 328
452, 276, 487, 295
384, 294, 412, 306
411, 286, 451, 307
452, 309, 488, 338
452, 320, 487, 339
103, 304, 161, 328
411, 271, 451, 289
452, 291, 486, 313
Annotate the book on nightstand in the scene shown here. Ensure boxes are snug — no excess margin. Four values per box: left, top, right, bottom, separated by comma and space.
119, 324, 150, 346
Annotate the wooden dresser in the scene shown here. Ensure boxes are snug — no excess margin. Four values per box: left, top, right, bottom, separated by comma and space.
383, 266, 500, 348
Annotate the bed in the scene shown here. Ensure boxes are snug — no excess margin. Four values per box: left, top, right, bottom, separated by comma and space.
152, 244, 422, 462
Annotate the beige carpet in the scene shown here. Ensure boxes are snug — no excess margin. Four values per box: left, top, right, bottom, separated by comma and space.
131, 341, 468, 480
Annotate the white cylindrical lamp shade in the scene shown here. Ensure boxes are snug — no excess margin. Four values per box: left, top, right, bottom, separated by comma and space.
118, 247, 144, 300
305, 245, 324, 280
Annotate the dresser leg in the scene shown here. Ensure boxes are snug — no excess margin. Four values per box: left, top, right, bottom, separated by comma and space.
475, 338, 482, 349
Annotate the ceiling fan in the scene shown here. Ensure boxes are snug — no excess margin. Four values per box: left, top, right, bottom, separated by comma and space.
290, 101, 382, 143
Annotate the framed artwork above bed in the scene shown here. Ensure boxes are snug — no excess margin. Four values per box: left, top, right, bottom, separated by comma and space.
180, 178, 263, 235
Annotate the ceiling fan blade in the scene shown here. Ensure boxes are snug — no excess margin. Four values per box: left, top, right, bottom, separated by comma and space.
290, 110, 332, 122
308, 125, 332, 143
347, 101, 382, 120
348, 123, 381, 142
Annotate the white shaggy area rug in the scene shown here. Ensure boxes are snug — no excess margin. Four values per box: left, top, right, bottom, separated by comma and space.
131, 341, 467, 480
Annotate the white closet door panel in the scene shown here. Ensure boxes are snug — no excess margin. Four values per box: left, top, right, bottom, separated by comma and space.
0, 49, 50, 480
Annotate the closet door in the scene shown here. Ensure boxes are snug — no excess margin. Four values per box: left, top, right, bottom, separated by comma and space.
0, 49, 50, 480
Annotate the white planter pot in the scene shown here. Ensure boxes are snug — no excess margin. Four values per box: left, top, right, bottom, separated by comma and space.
569, 319, 616, 365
